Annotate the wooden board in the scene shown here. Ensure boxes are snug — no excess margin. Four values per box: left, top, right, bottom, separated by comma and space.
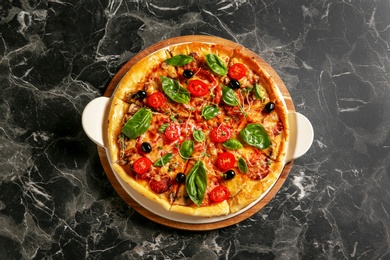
98, 35, 295, 231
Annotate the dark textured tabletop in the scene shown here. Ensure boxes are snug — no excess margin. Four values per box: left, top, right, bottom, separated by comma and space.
1, 1, 389, 259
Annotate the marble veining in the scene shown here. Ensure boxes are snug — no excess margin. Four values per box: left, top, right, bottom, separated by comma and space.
1, 0, 389, 259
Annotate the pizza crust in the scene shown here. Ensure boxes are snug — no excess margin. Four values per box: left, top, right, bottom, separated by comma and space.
113, 163, 173, 211
107, 97, 129, 163
113, 49, 171, 101
170, 201, 230, 217
228, 161, 284, 213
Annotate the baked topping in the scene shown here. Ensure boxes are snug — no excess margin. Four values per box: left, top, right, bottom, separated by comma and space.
107, 42, 288, 217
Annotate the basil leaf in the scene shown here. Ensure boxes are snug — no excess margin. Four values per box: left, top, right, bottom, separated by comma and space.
158, 123, 169, 134
205, 54, 227, 76
153, 153, 174, 167
253, 83, 262, 100
201, 105, 219, 120
222, 86, 239, 106
186, 161, 207, 206
222, 139, 243, 150
161, 76, 191, 104
193, 129, 205, 142
121, 108, 152, 139
240, 123, 271, 149
180, 140, 194, 161
238, 157, 248, 174
165, 55, 194, 66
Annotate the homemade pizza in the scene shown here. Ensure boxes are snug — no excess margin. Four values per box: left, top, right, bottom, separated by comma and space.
107, 42, 289, 217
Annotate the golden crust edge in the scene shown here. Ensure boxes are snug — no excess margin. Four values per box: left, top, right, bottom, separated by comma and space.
113, 162, 231, 217
113, 48, 171, 101
170, 201, 230, 217
228, 160, 284, 214
112, 163, 172, 211
107, 97, 129, 163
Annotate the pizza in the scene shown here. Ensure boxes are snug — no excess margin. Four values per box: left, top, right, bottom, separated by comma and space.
107, 42, 289, 217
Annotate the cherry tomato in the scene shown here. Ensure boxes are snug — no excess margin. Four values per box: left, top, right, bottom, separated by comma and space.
132, 157, 152, 174
147, 92, 166, 108
187, 80, 209, 97
209, 185, 230, 203
210, 125, 231, 143
217, 152, 236, 171
228, 63, 247, 80
165, 123, 181, 141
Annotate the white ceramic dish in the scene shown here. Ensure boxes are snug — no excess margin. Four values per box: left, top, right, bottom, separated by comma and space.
82, 96, 313, 224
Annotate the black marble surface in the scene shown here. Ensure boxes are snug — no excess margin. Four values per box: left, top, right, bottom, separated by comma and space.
1, 0, 389, 259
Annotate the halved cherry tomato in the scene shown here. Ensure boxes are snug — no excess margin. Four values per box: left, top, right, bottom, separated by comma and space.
217, 152, 236, 171
187, 80, 209, 97
147, 92, 166, 108
210, 125, 231, 143
132, 157, 152, 174
228, 63, 246, 80
209, 185, 230, 203
165, 123, 181, 141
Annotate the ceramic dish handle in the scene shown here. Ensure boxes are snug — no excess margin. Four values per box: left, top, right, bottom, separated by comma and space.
82, 97, 111, 147
285, 112, 314, 162
82, 97, 314, 161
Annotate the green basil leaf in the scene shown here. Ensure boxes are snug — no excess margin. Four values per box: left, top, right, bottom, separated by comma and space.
238, 157, 248, 174
165, 55, 194, 66
222, 139, 243, 150
161, 76, 191, 104
185, 161, 207, 206
180, 140, 194, 161
205, 54, 227, 76
121, 108, 152, 139
222, 86, 239, 106
253, 83, 262, 100
240, 123, 271, 149
201, 105, 219, 120
193, 129, 205, 142
153, 153, 174, 167
158, 123, 169, 134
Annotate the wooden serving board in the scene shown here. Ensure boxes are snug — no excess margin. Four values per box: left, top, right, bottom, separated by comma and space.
98, 35, 295, 231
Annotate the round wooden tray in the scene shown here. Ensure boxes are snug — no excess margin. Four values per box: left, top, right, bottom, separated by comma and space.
98, 35, 295, 231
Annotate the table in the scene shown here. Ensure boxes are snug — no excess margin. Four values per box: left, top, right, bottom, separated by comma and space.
1, 1, 389, 259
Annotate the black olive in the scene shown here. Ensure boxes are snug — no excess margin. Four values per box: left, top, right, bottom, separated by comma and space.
141, 142, 152, 153
264, 102, 275, 113
176, 172, 186, 183
137, 90, 147, 99
229, 80, 240, 89
183, 69, 194, 78
224, 170, 236, 180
